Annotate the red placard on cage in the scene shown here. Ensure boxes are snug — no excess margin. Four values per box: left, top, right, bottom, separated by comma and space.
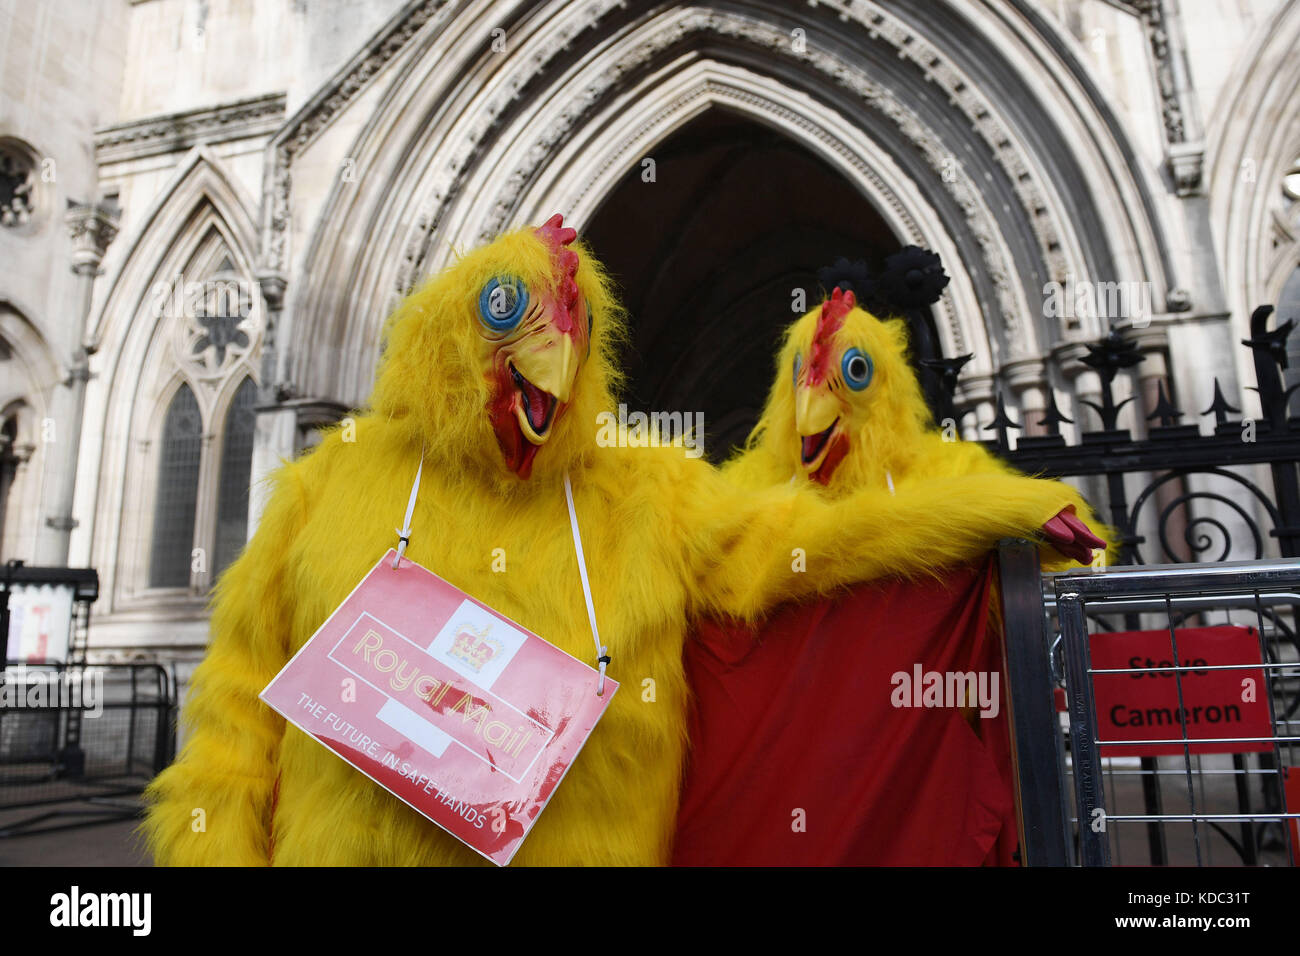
1089, 626, 1271, 757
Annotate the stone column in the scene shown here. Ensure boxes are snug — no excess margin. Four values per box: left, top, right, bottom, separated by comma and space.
955, 372, 995, 442
1130, 325, 1172, 434
1002, 358, 1048, 437
1053, 341, 1098, 438
1155, 0, 1206, 196
1053, 340, 1109, 520
248, 271, 298, 531
37, 200, 118, 567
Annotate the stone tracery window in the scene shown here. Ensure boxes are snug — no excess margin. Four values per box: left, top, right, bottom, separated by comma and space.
149, 384, 202, 587
187, 256, 254, 373
139, 230, 263, 596
146, 374, 260, 591
212, 377, 257, 580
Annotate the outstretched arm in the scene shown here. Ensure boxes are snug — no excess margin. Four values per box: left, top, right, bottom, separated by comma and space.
677, 464, 1083, 622
912, 437, 1110, 571
138, 463, 309, 865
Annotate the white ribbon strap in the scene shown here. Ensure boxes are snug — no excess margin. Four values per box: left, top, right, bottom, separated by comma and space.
393, 452, 424, 569
564, 472, 608, 696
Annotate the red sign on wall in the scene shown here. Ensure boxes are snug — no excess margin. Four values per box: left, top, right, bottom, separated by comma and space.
260, 550, 616, 865
1089, 626, 1271, 757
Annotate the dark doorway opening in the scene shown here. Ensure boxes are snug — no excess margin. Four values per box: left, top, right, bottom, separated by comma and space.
583, 107, 934, 460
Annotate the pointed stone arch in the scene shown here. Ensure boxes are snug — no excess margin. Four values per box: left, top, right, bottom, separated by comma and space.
277, 0, 1175, 438
0, 295, 58, 420
82, 147, 263, 616
1205, 0, 1300, 411
0, 298, 59, 560
91, 147, 260, 354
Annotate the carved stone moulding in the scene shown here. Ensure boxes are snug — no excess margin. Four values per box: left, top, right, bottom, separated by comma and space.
65, 199, 121, 276
285, 0, 1089, 351
94, 93, 288, 165
429, 8, 1053, 358
1167, 140, 1204, 197
1001, 356, 1048, 393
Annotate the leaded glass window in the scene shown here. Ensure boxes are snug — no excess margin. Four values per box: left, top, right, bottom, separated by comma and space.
149, 384, 202, 587
212, 378, 257, 578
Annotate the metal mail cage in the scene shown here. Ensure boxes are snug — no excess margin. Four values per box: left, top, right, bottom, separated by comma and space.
997, 541, 1299, 866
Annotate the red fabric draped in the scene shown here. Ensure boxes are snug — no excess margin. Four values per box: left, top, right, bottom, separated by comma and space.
672, 560, 1019, 866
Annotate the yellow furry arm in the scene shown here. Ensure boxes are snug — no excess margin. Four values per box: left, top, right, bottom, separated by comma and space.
679, 465, 1078, 621
910, 439, 1115, 571
138, 463, 309, 866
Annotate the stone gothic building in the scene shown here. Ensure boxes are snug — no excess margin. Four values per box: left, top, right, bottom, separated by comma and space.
1, 0, 1298, 680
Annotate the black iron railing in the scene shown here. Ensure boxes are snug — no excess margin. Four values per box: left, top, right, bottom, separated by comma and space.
0, 662, 175, 836
961, 306, 1300, 565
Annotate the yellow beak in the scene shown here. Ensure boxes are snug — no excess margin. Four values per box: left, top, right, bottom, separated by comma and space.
511, 331, 579, 405
795, 384, 840, 437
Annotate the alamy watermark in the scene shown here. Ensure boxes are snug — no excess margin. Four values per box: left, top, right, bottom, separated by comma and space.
595, 404, 704, 458
1043, 275, 1155, 329
147, 272, 257, 319
890, 665, 1000, 719
49, 886, 150, 936
0, 666, 103, 717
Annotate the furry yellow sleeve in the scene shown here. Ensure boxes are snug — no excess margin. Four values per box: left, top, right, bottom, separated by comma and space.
909, 439, 1116, 572
138, 463, 309, 865
677, 465, 1079, 622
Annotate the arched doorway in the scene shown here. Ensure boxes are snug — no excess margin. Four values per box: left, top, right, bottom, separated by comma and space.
583, 108, 919, 460
285, 0, 1176, 469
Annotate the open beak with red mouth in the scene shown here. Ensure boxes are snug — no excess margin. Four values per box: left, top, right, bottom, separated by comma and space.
485, 214, 586, 479
511, 364, 559, 439
490, 353, 570, 479
795, 387, 849, 485
798, 419, 837, 476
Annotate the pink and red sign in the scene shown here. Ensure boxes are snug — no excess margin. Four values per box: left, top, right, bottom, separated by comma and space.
260, 549, 616, 865
1090, 626, 1271, 757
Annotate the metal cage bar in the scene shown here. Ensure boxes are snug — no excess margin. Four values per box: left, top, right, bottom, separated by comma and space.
1056, 586, 1111, 865
996, 539, 1072, 865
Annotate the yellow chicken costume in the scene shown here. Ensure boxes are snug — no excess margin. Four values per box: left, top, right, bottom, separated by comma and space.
141, 217, 1099, 866
723, 284, 1108, 566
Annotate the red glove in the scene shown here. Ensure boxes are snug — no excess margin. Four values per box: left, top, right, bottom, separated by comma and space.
1041, 506, 1106, 565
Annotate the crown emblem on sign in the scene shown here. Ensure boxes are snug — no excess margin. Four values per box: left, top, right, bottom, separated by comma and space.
447, 622, 504, 673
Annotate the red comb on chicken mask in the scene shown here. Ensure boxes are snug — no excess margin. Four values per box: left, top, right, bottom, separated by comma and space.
481, 214, 591, 479
795, 286, 858, 484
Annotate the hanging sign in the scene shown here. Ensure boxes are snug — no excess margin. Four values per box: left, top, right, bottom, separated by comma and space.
5, 583, 74, 663
261, 549, 616, 865
1089, 626, 1271, 757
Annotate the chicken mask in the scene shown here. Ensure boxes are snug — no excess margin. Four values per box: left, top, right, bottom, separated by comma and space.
739, 286, 1106, 564
789, 287, 922, 487
370, 214, 622, 484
